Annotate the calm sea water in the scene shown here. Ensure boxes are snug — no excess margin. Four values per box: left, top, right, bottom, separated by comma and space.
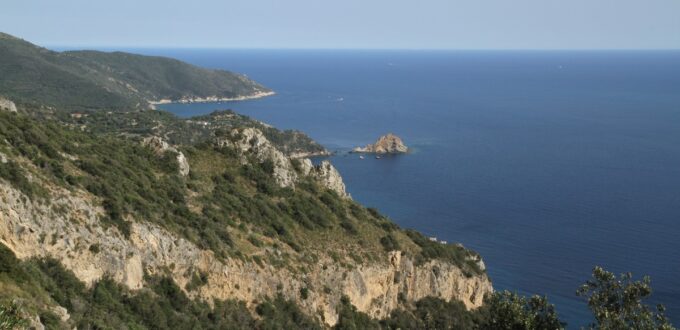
136, 49, 679, 327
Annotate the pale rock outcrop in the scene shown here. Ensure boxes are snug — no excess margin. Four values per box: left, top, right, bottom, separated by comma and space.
0, 182, 492, 326
312, 161, 349, 198
141, 136, 190, 176
215, 128, 350, 195
50, 306, 70, 322
175, 152, 190, 177
296, 158, 349, 198
0, 97, 17, 113
298, 158, 315, 176
216, 128, 298, 188
353, 133, 408, 154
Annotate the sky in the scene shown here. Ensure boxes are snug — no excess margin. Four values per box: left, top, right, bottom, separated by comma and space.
2, 0, 680, 49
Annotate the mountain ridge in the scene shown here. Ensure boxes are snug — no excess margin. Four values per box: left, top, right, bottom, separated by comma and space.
0, 32, 271, 111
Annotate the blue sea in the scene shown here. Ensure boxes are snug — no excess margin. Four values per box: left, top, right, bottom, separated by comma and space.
135, 49, 679, 327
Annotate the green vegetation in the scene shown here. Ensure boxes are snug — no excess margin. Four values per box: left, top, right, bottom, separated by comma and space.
0, 110, 480, 274
1, 41, 675, 327
0, 241, 324, 329
0, 303, 26, 330
476, 291, 563, 329
404, 229, 483, 276
0, 32, 269, 111
57, 109, 327, 156
1, 238, 677, 329
577, 266, 675, 330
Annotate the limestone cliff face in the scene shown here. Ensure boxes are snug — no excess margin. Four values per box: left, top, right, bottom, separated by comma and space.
0, 181, 491, 326
353, 133, 408, 154
142, 136, 190, 176
216, 128, 349, 198
216, 127, 298, 188
299, 159, 349, 198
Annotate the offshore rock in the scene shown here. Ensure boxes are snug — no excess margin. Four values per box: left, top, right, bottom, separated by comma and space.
353, 133, 408, 154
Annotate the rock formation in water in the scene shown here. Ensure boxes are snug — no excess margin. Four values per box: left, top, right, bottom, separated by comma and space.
353, 133, 408, 154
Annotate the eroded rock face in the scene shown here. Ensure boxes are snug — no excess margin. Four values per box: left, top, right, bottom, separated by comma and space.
297, 158, 349, 198
0, 182, 492, 326
311, 160, 349, 198
0, 97, 17, 113
353, 133, 408, 154
215, 128, 350, 197
216, 128, 298, 188
142, 136, 190, 176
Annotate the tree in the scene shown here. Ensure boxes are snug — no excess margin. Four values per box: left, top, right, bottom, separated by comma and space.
334, 296, 381, 330
478, 290, 565, 330
577, 266, 675, 330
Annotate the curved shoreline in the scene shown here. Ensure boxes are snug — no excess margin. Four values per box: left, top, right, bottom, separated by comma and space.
149, 91, 275, 105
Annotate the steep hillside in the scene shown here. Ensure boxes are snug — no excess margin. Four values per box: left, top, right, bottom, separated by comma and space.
0, 32, 271, 111
0, 109, 491, 328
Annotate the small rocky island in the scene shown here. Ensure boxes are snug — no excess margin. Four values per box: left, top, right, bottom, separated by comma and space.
352, 133, 408, 154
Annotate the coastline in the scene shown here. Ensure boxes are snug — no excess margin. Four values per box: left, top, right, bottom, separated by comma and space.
289, 150, 333, 159
149, 90, 275, 105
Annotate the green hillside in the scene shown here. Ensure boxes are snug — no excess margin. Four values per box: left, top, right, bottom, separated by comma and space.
0, 32, 270, 111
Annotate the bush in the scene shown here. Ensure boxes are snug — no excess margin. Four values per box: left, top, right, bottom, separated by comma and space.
477, 291, 565, 330
0, 303, 26, 330
577, 266, 674, 330
379, 234, 400, 252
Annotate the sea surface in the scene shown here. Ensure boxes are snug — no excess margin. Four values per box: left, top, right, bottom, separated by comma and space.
132, 49, 679, 327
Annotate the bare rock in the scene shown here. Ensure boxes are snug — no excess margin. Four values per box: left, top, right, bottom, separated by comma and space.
176, 152, 190, 177
353, 133, 408, 154
142, 136, 171, 154
0, 97, 17, 113
311, 160, 349, 198
216, 127, 298, 188
142, 136, 190, 176
0, 182, 492, 327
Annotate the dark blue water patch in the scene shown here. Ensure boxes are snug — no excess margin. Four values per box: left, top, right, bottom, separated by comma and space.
149, 49, 680, 328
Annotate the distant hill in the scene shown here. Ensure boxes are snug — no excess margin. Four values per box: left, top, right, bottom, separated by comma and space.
0, 32, 271, 111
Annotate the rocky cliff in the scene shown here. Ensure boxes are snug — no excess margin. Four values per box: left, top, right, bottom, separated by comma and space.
353, 133, 408, 154
216, 127, 348, 197
0, 181, 491, 326
0, 113, 491, 327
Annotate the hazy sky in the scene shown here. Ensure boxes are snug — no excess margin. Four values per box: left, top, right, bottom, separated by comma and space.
2, 0, 680, 49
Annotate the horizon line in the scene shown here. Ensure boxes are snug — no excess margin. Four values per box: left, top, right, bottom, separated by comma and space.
46, 44, 680, 52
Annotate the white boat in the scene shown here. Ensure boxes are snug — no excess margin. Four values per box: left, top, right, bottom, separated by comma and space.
359, 155, 364, 159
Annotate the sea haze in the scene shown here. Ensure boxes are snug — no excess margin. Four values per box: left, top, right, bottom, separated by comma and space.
140, 49, 680, 327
